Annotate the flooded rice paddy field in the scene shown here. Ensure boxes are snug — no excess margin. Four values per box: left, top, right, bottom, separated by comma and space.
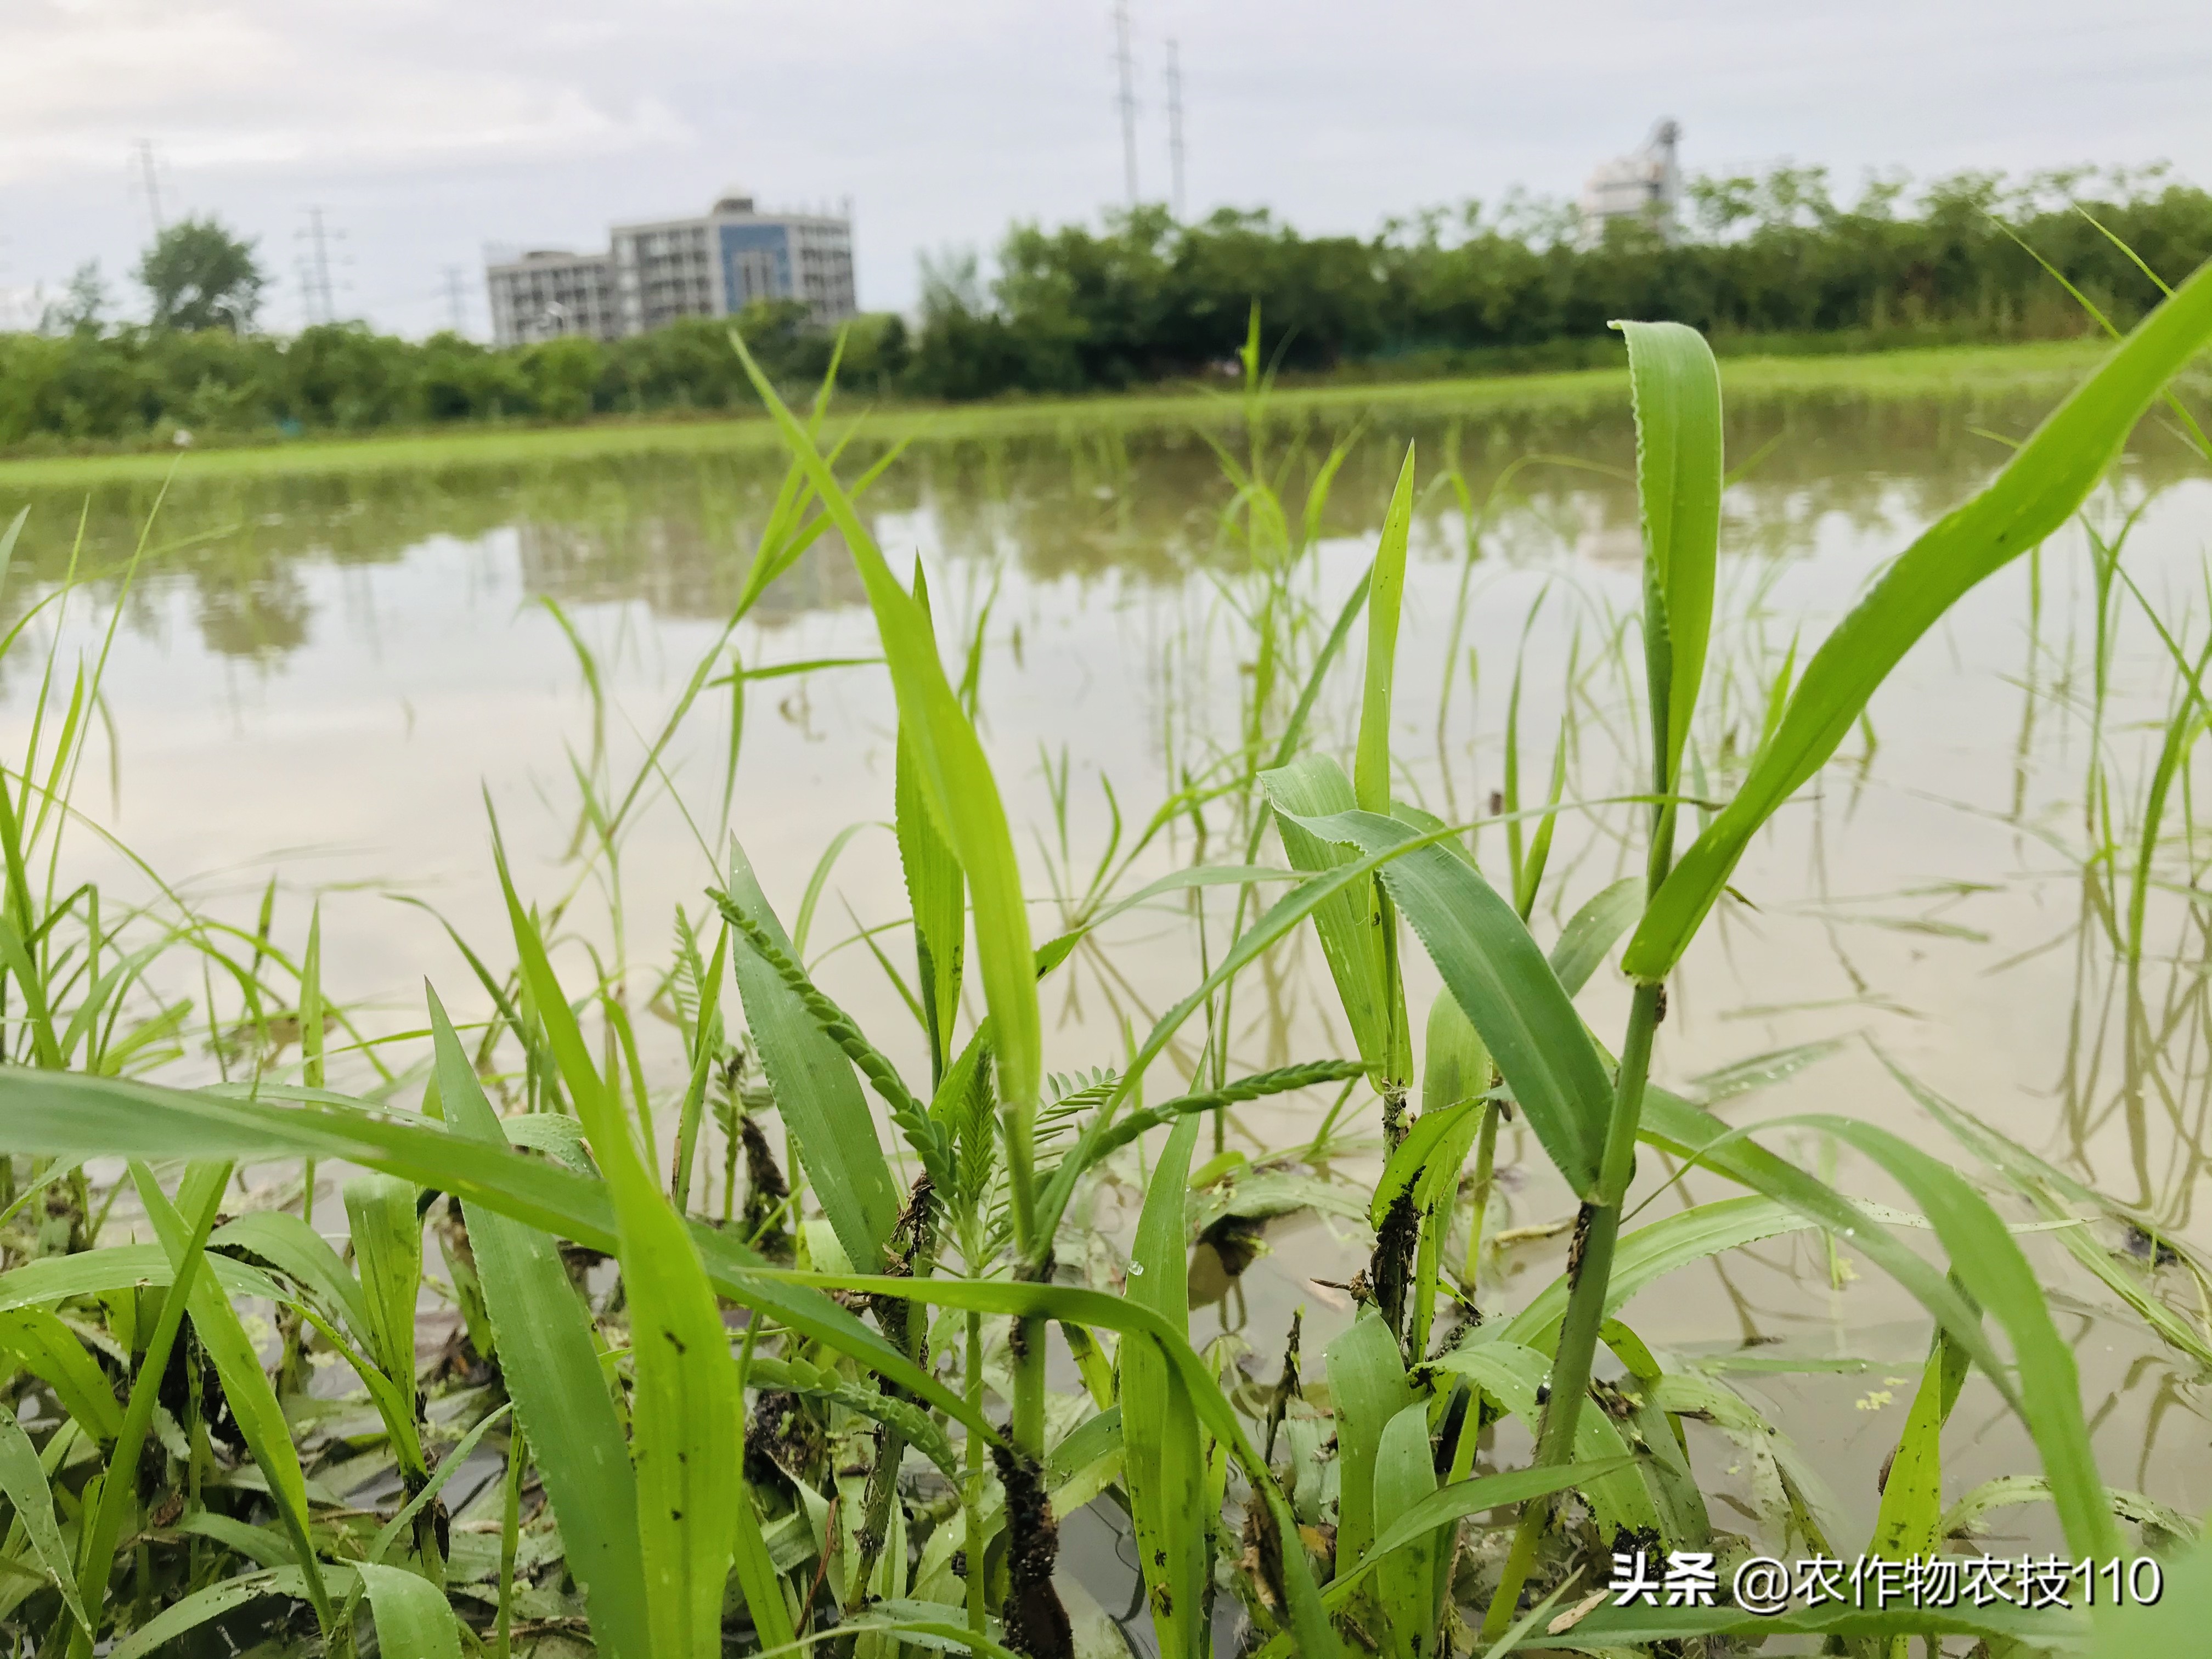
11, 383, 2212, 1579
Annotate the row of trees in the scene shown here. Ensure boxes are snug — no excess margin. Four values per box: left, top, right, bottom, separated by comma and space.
0, 306, 910, 446
917, 165, 2212, 394
4, 165, 2207, 447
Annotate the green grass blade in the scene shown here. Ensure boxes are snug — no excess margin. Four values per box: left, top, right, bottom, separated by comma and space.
0, 1310, 123, 1441
1, 1243, 280, 1312
301, 901, 325, 1088
758, 1268, 1340, 1659
1260, 757, 1394, 1076
1626, 257, 2212, 979
368, 1402, 512, 1566
1777, 1113, 2120, 1561
0, 1068, 980, 1434
790, 819, 875, 960
1565, 1599, 2083, 1648
494, 859, 745, 1659
1121, 1114, 1206, 1659
1374, 1399, 1441, 1657
1421, 986, 1491, 1117
1431, 1342, 1663, 1537
1325, 1310, 1414, 1578
1546, 877, 1643, 996
727, 332, 1043, 1188
1900, 1068, 2212, 1367
2089, 1520, 2212, 1656
1615, 320, 1723, 803
1359, 1462, 1632, 1602
719, 839, 901, 1273
65, 1168, 228, 1657
1867, 1314, 1971, 1562
1355, 446, 1418, 814
430, 989, 653, 1659
342, 1173, 424, 1436
1643, 1084, 2117, 1559
1374, 1096, 1484, 1227
132, 1163, 334, 1629
0, 1407, 87, 1634
357, 1561, 464, 1659
1034, 864, 1302, 978
0, 509, 24, 604
1636, 1086, 2017, 1395
898, 565, 969, 1084
671, 919, 729, 1207
1270, 563, 1372, 775
210, 1210, 373, 1350
1245, 1461, 1630, 1659
1288, 806, 1609, 1195
1513, 712, 1570, 920
1494, 1195, 1803, 1351
1037, 813, 1515, 1235
1120, 1113, 1207, 1659
106, 1568, 335, 1659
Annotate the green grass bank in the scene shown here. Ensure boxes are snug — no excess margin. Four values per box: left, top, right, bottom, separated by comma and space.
0, 336, 2130, 490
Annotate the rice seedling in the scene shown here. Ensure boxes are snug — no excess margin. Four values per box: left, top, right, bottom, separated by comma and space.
0, 245, 2210, 1659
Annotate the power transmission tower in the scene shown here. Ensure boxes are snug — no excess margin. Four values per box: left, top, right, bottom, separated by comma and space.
840, 194, 858, 309
443, 265, 469, 334
1165, 39, 1186, 221
1111, 1, 1138, 206
132, 140, 165, 236
296, 207, 340, 326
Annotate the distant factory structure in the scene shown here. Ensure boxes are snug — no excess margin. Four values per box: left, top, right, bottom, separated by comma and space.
486, 188, 857, 347
1581, 121, 1683, 242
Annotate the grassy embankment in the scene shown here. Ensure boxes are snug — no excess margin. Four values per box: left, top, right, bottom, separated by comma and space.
0, 335, 2126, 490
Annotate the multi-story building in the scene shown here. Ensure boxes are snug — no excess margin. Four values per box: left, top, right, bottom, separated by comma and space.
487, 188, 856, 346
1580, 120, 1684, 244
484, 250, 620, 345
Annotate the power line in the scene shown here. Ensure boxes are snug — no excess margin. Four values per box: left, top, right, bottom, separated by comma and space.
1165, 38, 1186, 221
1111, 1, 1138, 207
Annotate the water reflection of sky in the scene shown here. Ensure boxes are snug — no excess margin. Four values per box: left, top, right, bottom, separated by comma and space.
8, 394, 2212, 1538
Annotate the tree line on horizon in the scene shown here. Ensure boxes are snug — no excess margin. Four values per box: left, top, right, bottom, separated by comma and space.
3, 162, 2208, 449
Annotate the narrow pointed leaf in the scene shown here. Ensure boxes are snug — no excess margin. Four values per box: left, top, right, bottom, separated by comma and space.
357, 1562, 464, 1659
1325, 1310, 1413, 1576
134, 1164, 332, 1620
1261, 757, 1395, 1077
1373, 1399, 1440, 1657
496, 865, 744, 1658
211, 1211, 373, 1351
1355, 445, 1418, 814
1121, 1114, 1206, 1659
1627, 259, 2212, 979
0, 1067, 981, 1432
0, 1409, 87, 1633
729, 333, 1041, 1126
1616, 319, 1723, 798
1289, 806, 1609, 1194
721, 838, 900, 1274
431, 991, 652, 1659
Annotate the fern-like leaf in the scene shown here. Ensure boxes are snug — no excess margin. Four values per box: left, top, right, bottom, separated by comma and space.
712, 893, 957, 1199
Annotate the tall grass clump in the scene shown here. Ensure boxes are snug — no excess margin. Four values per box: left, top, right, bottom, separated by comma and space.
0, 252, 2210, 1659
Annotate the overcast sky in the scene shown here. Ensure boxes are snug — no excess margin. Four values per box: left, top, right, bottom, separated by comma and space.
6, 0, 2211, 337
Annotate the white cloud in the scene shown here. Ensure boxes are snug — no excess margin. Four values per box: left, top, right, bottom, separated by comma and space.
0, 0, 692, 183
